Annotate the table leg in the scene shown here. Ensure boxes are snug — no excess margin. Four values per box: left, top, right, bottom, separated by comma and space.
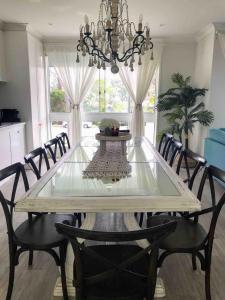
123, 213, 166, 298
53, 213, 96, 297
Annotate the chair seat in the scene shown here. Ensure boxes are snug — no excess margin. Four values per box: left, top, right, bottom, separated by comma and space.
15, 214, 74, 248
80, 244, 149, 300
147, 215, 207, 250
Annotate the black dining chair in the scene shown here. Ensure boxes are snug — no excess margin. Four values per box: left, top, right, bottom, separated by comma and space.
44, 137, 64, 163
164, 138, 183, 167
0, 162, 74, 300
176, 148, 207, 190
147, 165, 225, 300
55, 221, 177, 300
57, 132, 71, 154
24, 147, 50, 180
158, 132, 173, 158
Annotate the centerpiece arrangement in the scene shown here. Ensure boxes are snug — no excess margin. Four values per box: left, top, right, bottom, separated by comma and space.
99, 118, 120, 136
83, 118, 132, 180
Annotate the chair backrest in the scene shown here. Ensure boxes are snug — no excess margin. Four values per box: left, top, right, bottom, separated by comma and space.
164, 138, 183, 167
197, 165, 225, 207
158, 133, 173, 157
55, 221, 177, 300
207, 193, 225, 256
0, 162, 29, 218
57, 132, 71, 153
176, 149, 207, 190
44, 138, 63, 164
24, 147, 50, 180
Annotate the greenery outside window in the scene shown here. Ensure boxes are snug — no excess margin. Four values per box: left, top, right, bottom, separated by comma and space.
49, 67, 71, 113
83, 68, 158, 114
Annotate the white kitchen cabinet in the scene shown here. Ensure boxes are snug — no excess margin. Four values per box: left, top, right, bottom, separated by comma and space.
0, 129, 11, 169
0, 31, 6, 82
0, 123, 26, 169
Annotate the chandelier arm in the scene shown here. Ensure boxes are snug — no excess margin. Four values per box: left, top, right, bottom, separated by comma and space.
83, 35, 112, 63
118, 45, 140, 62
117, 34, 144, 62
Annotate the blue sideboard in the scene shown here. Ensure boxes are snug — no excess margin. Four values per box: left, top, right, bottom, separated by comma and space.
204, 128, 225, 172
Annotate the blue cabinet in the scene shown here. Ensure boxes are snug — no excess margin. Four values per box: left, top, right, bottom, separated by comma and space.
204, 128, 225, 172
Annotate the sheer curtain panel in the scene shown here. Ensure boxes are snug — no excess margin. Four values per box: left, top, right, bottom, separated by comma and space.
119, 44, 163, 137
46, 44, 96, 144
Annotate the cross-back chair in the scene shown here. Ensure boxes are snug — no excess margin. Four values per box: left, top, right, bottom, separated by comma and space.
57, 132, 71, 154
24, 147, 50, 180
164, 138, 183, 167
55, 221, 177, 300
158, 133, 173, 158
147, 165, 225, 300
176, 149, 207, 190
0, 162, 74, 300
44, 137, 64, 163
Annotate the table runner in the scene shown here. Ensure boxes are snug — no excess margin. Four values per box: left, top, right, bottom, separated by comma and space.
83, 142, 132, 179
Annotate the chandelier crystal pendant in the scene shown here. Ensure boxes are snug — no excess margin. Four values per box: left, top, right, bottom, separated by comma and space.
76, 0, 154, 74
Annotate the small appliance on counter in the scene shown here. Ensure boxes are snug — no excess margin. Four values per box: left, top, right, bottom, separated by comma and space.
0, 109, 21, 123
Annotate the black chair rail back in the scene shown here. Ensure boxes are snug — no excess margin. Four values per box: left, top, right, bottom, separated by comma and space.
0, 163, 29, 217
57, 132, 71, 153
44, 138, 63, 163
176, 149, 207, 190
164, 139, 183, 167
56, 221, 177, 300
158, 133, 173, 158
24, 147, 50, 179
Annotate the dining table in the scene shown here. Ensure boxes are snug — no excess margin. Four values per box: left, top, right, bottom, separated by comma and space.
15, 136, 201, 298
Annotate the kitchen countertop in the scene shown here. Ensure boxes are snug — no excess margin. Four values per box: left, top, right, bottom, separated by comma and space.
0, 122, 25, 131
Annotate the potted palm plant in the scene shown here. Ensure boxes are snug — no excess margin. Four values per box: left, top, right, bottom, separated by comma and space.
156, 73, 214, 150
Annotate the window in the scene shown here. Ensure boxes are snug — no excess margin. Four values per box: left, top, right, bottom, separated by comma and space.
49, 67, 71, 113
48, 67, 71, 139
48, 64, 159, 143
83, 68, 130, 113
142, 68, 158, 113
83, 67, 158, 114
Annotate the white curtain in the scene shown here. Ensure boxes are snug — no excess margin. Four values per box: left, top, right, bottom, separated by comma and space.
46, 44, 96, 144
119, 44, 163, 137
218, 32, 225, 59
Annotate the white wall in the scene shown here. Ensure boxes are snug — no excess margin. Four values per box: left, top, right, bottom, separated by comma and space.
210, 35, 225, 128
191, 26, 215, 154
0, 25, 48, 151
0, 29, 34, 151
28, 33, 48, 148
157, 42, 196, 136
0, 30, 6, 81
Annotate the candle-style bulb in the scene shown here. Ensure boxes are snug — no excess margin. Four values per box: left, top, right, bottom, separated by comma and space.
138, 14, 143, 31
84, 15, 89, 25
139, 14, 143, 23
107, 8, 111, 21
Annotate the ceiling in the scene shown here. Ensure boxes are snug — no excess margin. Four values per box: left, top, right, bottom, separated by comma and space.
0, 0, 225, 40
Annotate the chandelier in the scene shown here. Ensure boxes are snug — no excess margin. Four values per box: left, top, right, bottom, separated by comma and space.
76, 0, 154, 74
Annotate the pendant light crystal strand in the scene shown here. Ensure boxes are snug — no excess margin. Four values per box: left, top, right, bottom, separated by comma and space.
76, 0, 154, 74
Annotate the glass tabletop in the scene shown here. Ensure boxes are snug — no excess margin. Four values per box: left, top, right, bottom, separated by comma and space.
37, 162, 180, 198
67, 138, 156, 163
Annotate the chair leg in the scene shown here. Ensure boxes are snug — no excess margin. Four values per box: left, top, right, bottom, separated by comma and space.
77, 213, 82, 228
59, 244, 68, 300
205, 264, 212, 300
28, 250, 33, 266
6, 250, 16, 300
192, 254, 197, 271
